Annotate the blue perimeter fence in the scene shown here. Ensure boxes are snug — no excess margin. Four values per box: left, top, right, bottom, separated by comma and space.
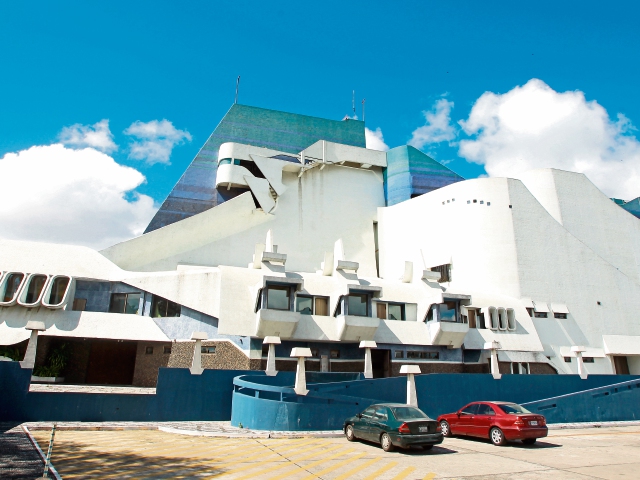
1, 361, 638, 429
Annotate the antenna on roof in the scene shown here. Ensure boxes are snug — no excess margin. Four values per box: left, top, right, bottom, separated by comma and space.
235, 76, 240, 104
362, 98, 366, 123
352, 90, 355, 116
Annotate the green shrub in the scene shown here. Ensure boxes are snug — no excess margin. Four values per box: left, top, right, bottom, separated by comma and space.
33, 343, 69, 378
0, 346, 21, 361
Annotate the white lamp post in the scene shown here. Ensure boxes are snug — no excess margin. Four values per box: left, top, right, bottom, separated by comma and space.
263, 336, 281, 376
400, 364, 421, 407
290, 347, 312, 395
359, 340, 377, 379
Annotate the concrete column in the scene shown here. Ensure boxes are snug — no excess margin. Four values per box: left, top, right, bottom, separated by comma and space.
263, 336, 281, 376
320, 355, 329, 372
190, 332, 207, 375
400, 365, 420, 407
290, 347, 312, 395
484, 341, 502, 379
359, 340, 377, 379
20, 321, 46, 369
572, 346, 588, 379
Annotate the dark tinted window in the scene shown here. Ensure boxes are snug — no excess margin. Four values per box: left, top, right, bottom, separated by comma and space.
3, 273, 24, 302
497, 403, 531, 414
374, 407, 388, 420
25, 275, 47, 303
347, 294, 368, 316
461, 404, 479, 415
151, 295, 181, 318
361, 407, 376, 418
477, 404, 496, 415
48, 277, 70, 305
392, 407, 429, 420
266, 286, 291, 310
296, 295, 313, 314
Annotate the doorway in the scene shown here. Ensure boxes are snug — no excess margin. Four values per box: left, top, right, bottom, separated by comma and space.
613, 356, 630, 375
371, 349, 390, 378
85, 340, 137, 385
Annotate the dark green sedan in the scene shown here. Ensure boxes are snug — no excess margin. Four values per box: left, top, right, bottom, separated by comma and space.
343, 403, 443, 452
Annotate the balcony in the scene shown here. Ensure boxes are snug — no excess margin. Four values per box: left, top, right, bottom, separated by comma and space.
335, 315, 380, 341
255, 308, 301, 338
427, 320, 469, 348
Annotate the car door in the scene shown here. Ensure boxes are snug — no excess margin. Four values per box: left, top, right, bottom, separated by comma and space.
471, 403, 496, 437
369, 406, 390, 443
354, 407, 376, 440
456, 403, 479, 436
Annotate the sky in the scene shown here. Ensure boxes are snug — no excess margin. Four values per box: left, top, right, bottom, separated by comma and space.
1, 1, 640, 248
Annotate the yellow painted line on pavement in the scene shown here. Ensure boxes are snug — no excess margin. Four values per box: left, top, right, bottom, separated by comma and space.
423, 474, 436, 480
362, 461, 398, 480
391, 466, 416, 480
332, 457, 382, 480
229, 446, 352, 480
264, 448, 357, 480
299, 452, 367, 480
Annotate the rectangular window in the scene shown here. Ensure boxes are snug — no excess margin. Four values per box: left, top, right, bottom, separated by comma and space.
145, 346, 153, 355
468, 309, 477, 328
151, 295, 181, 318
564, 357, 572, 363
310, 348, 319, 357
266, 285, 291, 311
109, 292, 142, 314
330, 349, 340, 359
315, 297, 328, 316
376, 302, 387, 320
554, 313, 567, 319
534, 312, 548, 318
388, 303, 405, 321
440, 302, 457, 322
407, 351, 439, 359
296, 295, 313, 315
526, 308, 534, 317
583, 357, 594, 363
394, 350, 404, 359
72, 298, 87, 311
163, 346, 172, 354
347, 293, 369, 317
201, 346, 216, 354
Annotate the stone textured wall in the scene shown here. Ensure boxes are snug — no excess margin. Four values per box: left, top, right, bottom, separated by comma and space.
167, 341, 252, 370
132, 341, 172, 387
530, 362, 558, 374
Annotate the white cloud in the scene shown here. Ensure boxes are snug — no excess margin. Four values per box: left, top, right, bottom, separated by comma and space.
409, 98, 456, 149
59, 119, 117, 153
0, 144, 157, 250
125, 119, 192, 165
458, 79, 640, 200
365, 127, 389, 151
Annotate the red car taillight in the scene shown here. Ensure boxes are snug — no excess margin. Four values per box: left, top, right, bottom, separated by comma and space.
540, 417, 546, 426
398, 422, 411, 434
514, 418, 525, 426
436, 424, 442, 433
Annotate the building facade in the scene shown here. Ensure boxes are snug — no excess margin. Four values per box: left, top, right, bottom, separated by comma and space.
2, 104, 639, 387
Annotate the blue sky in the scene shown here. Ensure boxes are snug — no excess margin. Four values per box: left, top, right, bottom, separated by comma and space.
2, 1, 640, 247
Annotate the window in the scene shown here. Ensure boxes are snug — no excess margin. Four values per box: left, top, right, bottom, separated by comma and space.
145, 346, 153, 354
262, 344, 269, 357
478, 312, 486, 329
407, 351, 439, 360
374, 407, 388, 421
163, 346, 172, 354
24, 275, 47, 304
361, 407, 375, 418
201, 346, 216, 354
476, 404, 496, 415
526, 307, 534, 317
511, 362, 529, 374
72, 298, 87, 311
392, 406, 429, 420
310, 348, 319, 357
265, 285, 291, 311
330, 349, 340, 359
498, 308, 507, 330
295, 295, 329, 315
394, 350, 404, 359
109, 292, 142, 314
467, 309, 477, 328
425, 305, 435, 322
564, 357, 572, 363
554, 313, 567, 319
461, 404, 479, 415
218, 158, 241, 166
2, 273, 25, 302
347, 293, 369, 317
388, 303, 405, 321
497, 403, 531, 414
150, 295, 181, 318
534, 312, 548, 318
440, 302, 457, 322
431, 264, 451, 283
48, 277, 70, 305
583, 357, 594, 363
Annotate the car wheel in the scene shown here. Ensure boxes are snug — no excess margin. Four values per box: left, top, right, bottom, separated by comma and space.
345, 425, 356, 442
490, 427, 507, 446
522, 438, 536, 445
440, 420, 451, 437
381, 433, 394, 452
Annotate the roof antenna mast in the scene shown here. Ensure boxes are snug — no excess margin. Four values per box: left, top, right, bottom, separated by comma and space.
235, 76, 240, 104
352, 90, 356, 117
362, 98, 366, 124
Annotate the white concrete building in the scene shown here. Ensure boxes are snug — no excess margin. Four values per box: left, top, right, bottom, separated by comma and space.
2, 104, 639, 386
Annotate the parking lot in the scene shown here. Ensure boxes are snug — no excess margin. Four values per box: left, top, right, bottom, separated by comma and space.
31, 425, 640, 479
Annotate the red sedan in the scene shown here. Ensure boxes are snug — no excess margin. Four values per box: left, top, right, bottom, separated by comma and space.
437, 401, 547, 446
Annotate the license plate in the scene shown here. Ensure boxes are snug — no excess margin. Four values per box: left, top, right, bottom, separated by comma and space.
419, 426, 429, 432
530, 421, 538, 426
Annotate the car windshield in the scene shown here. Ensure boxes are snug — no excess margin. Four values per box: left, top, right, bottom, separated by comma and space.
498, 403, 531, 414
392, 407, 429, 420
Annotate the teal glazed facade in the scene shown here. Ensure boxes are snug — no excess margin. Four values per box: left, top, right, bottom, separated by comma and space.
384, 145, 463, 206
145, 105, 366, 233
